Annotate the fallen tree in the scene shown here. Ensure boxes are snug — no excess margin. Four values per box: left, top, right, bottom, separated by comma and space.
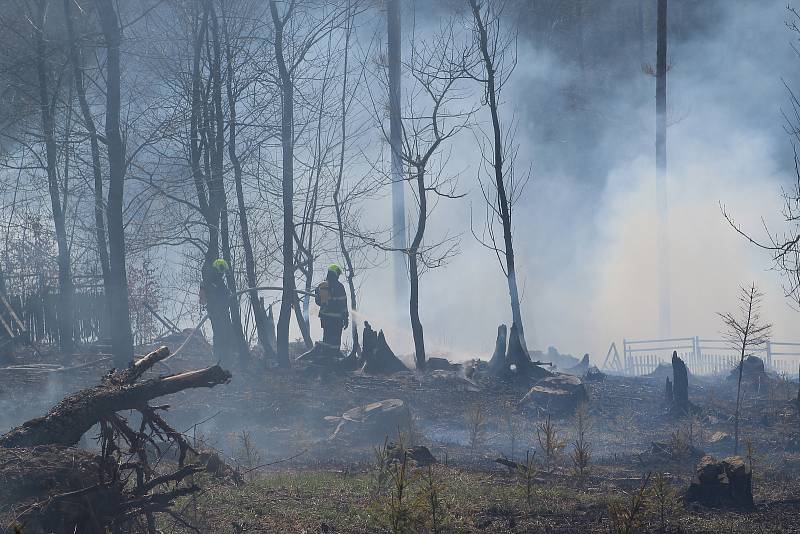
0, 346, 232, 534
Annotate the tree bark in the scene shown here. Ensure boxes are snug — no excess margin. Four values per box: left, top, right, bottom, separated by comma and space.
34, 2, 74, 356
96, 0, 134, 366
270, 0, 295, 367
408, 166, 427, 370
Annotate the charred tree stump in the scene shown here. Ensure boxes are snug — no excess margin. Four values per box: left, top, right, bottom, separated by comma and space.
489, 323, 550, 381
360, 322, 407, 374
488, 324, 507, 374
665, 377, 673, 404
671, 351, 690, 415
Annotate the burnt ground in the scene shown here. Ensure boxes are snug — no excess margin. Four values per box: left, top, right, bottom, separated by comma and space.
2, 345, 800, 533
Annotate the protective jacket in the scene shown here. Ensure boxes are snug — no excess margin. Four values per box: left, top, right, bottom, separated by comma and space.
315, 272, 348, 329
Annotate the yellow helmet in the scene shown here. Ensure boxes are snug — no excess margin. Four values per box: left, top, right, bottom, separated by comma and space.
328, 264, 342, 276
212, 258, 230, 273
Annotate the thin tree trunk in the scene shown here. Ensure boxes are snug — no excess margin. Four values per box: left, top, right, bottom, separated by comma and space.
409, 166, 427, 370
656, 0, 671, 338
220, 5, 275, 361
302, 125, 324, 332
469, 0, 530, 355
35, 3, 74, 356
292, 292, 312, 348
270, 1, 295, 367
333, 3, 358, 347
96, 0, 134, 366
734, 292, 753, 456
64, 0, 112, 339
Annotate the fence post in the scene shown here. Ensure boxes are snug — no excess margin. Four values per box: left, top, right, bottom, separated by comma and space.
765, 340, 772, 371
623, 338, 628, 375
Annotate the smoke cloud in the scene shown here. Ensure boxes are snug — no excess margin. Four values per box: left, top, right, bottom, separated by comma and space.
347, 0, 800, 363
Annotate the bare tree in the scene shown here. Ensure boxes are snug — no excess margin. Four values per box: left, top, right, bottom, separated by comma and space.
718, 283, 772, 455
208, 1, 250, 360
466, 0, 532, 360
365, 17, 473, 370
188, 1, 238, 361
95, 0, 135, 364
268, 0, 349, 364
220, 0, 277, 359
64, 0, 112, 339
23, 0, 76, 355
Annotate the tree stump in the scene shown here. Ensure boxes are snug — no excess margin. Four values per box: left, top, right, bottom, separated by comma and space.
488, 324, 508, 374
671, 352, 690, 414
686, 455, 753, 509
489, 323, 550, 381
360, 322, 407, 374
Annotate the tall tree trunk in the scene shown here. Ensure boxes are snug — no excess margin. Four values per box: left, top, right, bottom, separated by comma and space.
637, 0, 646, 66
209, 5, 249, 361
220, 5, 276, 361
96, 0, 134, 366
35, 3, 74, 356
191, 4, 235, 361
189, 5, 232, 360
64, 0, 111, 339
469, 0, 530, 355
656, 0, 671, 338
270, 1, 294, 367
408, 166, 427, 370
388, 0, 407, 313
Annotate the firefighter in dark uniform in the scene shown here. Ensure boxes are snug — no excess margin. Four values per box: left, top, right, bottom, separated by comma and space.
316, 264, 348, 354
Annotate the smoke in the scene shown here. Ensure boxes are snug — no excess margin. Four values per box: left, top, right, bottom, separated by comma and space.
350, 0, 800, 363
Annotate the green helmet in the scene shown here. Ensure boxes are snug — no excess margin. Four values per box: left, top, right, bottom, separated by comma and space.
212, 258, 230, 273
328, 264, 342, 276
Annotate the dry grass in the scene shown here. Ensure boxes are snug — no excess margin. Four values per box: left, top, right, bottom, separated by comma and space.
158, 459, 800, 533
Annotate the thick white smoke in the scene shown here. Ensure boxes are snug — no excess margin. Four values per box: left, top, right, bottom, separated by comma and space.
346, 1, 800, 364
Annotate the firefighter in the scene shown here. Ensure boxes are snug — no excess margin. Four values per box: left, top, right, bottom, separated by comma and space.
315, 264, 348, 354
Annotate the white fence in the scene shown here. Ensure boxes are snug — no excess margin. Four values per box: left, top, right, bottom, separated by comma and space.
604, 337, 800, 377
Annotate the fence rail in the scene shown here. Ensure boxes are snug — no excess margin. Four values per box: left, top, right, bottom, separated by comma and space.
611, 336, 800, 377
